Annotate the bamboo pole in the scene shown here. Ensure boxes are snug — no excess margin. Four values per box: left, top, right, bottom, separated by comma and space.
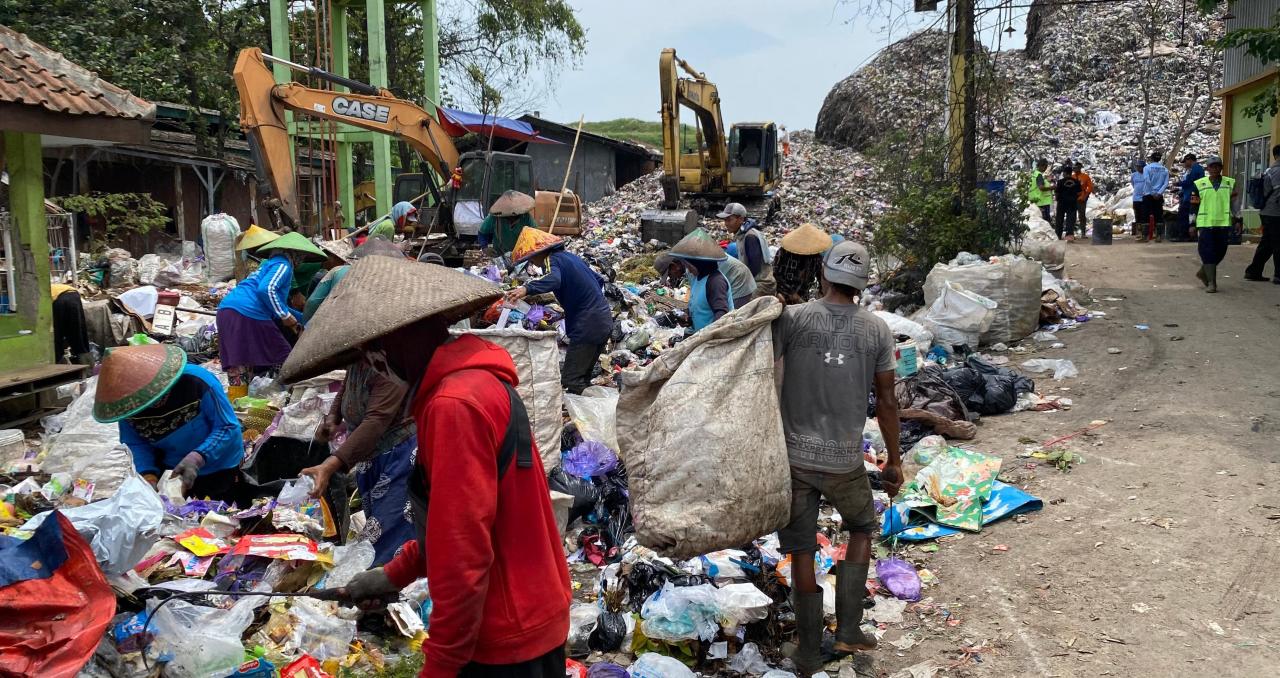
548, 116, 586, 232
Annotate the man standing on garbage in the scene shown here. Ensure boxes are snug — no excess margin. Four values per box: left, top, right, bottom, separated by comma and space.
722, 202, 777, 296
1245, 145, 1280, 283
1028, 158, 1053, 223
1142, 151, 1170, 243
284, 256, 572, 678
1190, 156, 1237, 293
504, 227, 613, 394
1174, 154, 1205, 243
772, 240, 902, 674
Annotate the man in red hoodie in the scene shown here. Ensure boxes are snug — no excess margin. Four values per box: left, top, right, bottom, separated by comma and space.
288, 257, 570, 678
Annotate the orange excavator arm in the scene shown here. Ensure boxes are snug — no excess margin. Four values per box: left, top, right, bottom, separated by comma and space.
233, 47, 459, 226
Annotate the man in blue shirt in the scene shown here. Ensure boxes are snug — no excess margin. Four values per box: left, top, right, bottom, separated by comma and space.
1173, 154, 1205, 242
1142, 152, 1170, 243
505, 228, 613, 394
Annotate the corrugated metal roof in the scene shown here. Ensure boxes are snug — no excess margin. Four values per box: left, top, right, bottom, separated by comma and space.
1224, 0, 1280, 89
0, 24, 155, 121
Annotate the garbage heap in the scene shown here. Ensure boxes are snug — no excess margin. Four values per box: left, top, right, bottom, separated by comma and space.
816, 0, 1224, 190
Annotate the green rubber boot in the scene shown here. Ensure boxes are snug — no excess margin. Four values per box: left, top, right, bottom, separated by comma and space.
834, 559, 878, 652
1205, 264, 1218, 293
1195, 265, 1208, 287
791, 590, 825, 676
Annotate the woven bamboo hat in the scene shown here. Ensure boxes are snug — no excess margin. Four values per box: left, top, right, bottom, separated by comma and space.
670, 228, 728, 261
490, 190, 536, 217
511, 227, 564, 264
780, 223, 833, 256
279, 256, 502, 383
256, 232, 326, 261
236, 224, 280, 251
93, 344, 187, 423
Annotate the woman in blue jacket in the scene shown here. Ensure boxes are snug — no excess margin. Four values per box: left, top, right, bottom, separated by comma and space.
93, 344, 243, 501
217, 232, 325, 399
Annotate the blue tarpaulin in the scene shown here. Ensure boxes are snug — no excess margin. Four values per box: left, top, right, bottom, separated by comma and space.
436, 107, 560, 144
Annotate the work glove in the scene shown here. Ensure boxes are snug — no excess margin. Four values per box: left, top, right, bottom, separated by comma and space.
172, 452, 205, 492
338, 567, 398, 610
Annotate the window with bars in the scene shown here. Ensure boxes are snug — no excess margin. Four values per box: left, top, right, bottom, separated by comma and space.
0, 210, 80, 314
0, 212, 15, 314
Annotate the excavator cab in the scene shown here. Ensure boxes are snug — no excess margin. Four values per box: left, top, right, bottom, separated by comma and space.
726, 122, 780, 192
392, 151, 535, 239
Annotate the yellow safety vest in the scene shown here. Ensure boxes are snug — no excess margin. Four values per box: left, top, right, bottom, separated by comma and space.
1027, 170, 1051, 206
1194, 176, 1235, 228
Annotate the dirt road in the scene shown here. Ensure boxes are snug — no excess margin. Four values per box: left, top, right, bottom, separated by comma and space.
882, 240, 1280, 677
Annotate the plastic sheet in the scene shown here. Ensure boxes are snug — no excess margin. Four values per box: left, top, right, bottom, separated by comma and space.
876, 558, 923, 601
639, 582, 721, 642
22, 475, 164, 575
41, 378, 137, 499
288, 598, 356, 661
874, 310, 933, 352
322, 541, 375, 589
147, 595, 261, 678
630, 652, 696, 678
1021, 358, 1078, 380
567, 603, 601, 657
727, 642, 773, 675
563, 387, 620, 453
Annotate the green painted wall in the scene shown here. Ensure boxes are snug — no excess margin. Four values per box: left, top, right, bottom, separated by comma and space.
1231, 79, 1274, 143
0, 131, 54, 372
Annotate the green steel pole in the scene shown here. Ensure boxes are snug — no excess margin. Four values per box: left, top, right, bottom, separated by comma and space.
422, 0, 440, 107
331, 5, 355, 229
366, 0, 393, 215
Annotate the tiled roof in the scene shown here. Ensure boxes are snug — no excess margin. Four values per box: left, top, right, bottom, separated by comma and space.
0, 24, 154, 121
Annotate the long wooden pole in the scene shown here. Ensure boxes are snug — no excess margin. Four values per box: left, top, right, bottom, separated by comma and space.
548, 116, 586, 231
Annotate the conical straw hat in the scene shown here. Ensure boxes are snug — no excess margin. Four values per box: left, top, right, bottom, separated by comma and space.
93, 344, 187, 422
280, 256, 502, 383
236, 224, 280, 251
490, 190, 536, 217
780, 223, 833, 255
256, 232, 326, 261
511, 227, 564, 264
670, 228, 727, 261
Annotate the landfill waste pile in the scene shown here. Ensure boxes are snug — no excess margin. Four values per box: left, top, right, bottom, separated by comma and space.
816, 0, 1224, 191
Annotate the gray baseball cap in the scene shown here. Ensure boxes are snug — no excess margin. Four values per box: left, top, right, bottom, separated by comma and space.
716, 202, 748, 219
823, 240, 870, 289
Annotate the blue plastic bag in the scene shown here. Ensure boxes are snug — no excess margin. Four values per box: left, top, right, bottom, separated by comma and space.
562, 440, 619, 478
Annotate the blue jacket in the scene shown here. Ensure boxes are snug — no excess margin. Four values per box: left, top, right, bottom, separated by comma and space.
1176, 163, 1205, 201
118, 365, 244, 477
1131, 172, 1149, 202
1143, 162, 1169, 196
218, 255, 303, 323
524, 250, 613, 344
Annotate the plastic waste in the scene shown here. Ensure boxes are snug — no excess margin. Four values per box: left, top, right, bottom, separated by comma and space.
639, 582, 721, 642
563, 387, 620, 452
589, 662, 630, 678
288, 597, 357, 661
761, 671, 796, 678
562, 440, 619, 478
924, 257, 1041, 345
322, 540, 376, 589
908, 435, 949, 465
714, 582, 773, 626
876, 558, 923, 601
728, 642, 773, 675
699, 549, 752, 585
629, 652, 696, 678
276, 475, 315, 506
919, 282, 996, 349
588, 609, 628, 652
567, 603, 601, 657
547, 467, 602, 527
147, 594, 261, 678
1021, 358, 1078, 380
22, 475, 164, 574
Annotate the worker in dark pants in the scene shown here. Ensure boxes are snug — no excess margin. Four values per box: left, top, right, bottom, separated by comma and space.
50, 283, 92, 365
1246, 144, 1280, 283
1142, 151, 1170, 243
504, 228, 613, 394
1053, 165, 1080, 241
1173, 154, 1204, 243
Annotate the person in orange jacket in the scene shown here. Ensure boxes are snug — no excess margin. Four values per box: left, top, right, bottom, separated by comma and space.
1074, 162, 1094, 238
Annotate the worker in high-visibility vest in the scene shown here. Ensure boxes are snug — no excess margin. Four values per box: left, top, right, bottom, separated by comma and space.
1190, 156, 1237, 293
1027, 158, 1053, 222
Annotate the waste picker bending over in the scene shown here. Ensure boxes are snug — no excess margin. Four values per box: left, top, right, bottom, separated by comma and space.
669, 228, 735, 331
771, 240, 903, 674
504, 227, 613, 394
93, 344, 243, 501
279, 256, 570, 678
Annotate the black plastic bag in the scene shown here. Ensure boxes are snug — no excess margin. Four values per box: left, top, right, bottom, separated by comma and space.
588, 610, 627, 652
548, 466, 601, 526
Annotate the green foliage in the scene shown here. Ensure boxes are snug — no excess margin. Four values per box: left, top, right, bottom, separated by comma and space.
870, 133, 1028, 300
580, 118, 696, 148
55, 192, 169, 248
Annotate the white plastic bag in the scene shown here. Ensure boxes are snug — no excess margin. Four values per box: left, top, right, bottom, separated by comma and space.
640, 583, 721, 642
728, 642, 773, 675
630, 652, 696, 678
567, 603, 602, 656
322, 541, 376, 589
563, 386, 619, 453
1021, 358, 1078, 380
873, 310, 933, 350
919, 282, 996, 349
22, 475, 164, 574
201, 213, 241, 282
925, 257, 1041, 345
715, 582, 773, 626
698, 549, 751, 585
41, 377, 138, 498
149, 595, 261, 678
289, 597, 357, 660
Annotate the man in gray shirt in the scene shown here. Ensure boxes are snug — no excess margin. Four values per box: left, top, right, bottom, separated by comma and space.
772, 240, 902, 674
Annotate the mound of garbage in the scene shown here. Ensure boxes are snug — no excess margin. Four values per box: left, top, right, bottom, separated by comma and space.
816, 0, 1224, 189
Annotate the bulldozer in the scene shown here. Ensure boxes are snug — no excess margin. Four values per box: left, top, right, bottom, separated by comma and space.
650, 48, 781, 240
233, 47, 580, 262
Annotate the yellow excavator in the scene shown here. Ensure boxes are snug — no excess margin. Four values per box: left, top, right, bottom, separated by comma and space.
233, 47, 580, 260
657, 48, 781, 221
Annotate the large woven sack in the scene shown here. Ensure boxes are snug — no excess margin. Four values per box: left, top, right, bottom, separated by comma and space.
201, 213, 240, 282
924, 256, 1041, 345
617, 297, 788, 559
455, 327, 563, 473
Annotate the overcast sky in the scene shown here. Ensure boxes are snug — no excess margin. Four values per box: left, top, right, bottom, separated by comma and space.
535, 1, 1028, 130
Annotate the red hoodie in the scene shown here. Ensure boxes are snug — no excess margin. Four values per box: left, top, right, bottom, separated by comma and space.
382, 335, 571, 678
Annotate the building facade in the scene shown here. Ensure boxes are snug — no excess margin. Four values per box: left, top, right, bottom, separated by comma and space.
1217, 0, 1280, 231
